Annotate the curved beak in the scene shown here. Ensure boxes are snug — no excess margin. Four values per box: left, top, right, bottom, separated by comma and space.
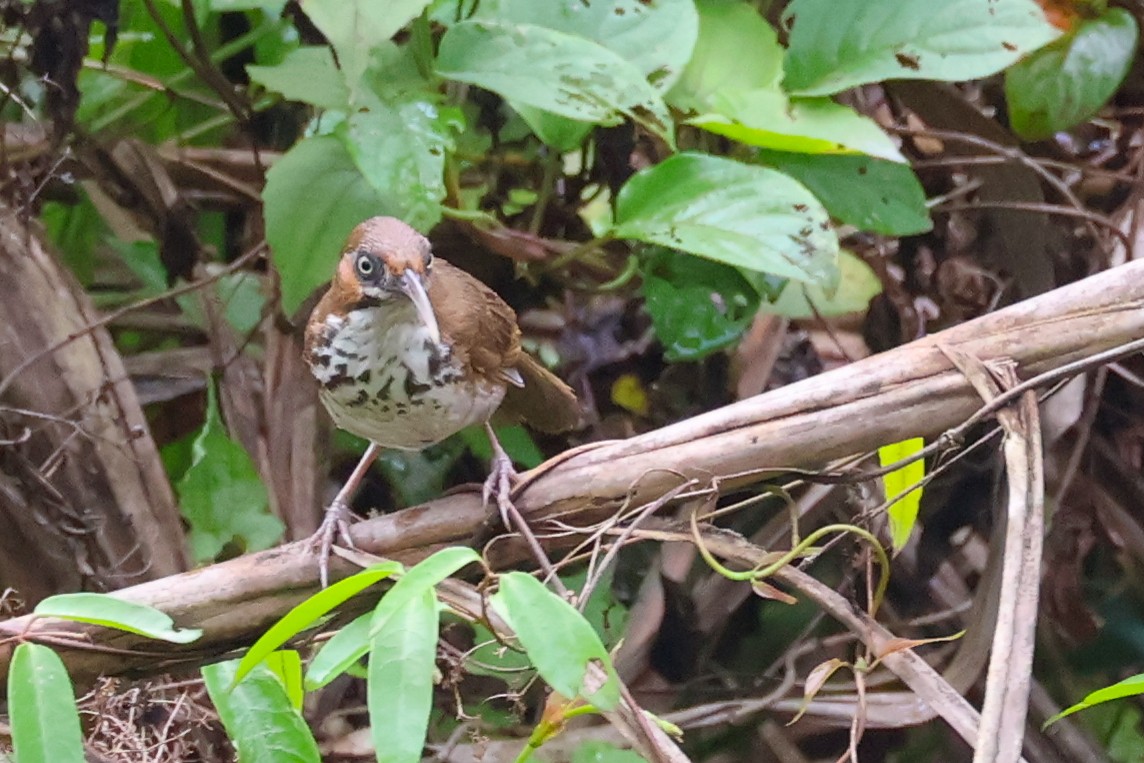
398, 270, 441, 345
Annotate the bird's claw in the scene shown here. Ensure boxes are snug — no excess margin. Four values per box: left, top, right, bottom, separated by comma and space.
482, 450, 520, 531
310, 498, 357, 588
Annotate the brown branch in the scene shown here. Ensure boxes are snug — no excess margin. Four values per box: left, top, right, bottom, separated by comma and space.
1, 259, 1144, 688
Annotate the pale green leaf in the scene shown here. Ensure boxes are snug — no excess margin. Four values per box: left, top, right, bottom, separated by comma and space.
783, 0, 1062, 96
246, 46, 349, 110
491, 572, 621, 710
1044, 674, 1144, 728
8, 644, 85, 763
762, 251, 881, 319
34, 593, 202, 644
878, 437, 926, 552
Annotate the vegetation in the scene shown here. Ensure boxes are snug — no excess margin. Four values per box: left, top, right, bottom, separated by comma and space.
1, 0, 1143, 761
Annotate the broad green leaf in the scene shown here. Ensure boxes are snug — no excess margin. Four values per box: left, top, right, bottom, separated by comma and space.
641, 248, 761, 361
337, 88, 451, 233
370, 547, 482, 634
34, 593, 202, 644
262, 650, 305, 711
1006, 8, 1138, 140
306, 611, 372, 689
491, 572, 621, 710
783, 0, 1062, 96
236, 562, 402, 686
300, 0, 431, 92
8, 644, 85, 763
247, 46, 349, 111
692, 91, 905, 163
878, 437, 926, 553
470, 0, 699, 91
264, 136, 400, 315
1044, 674, 1144, 727
512, 103, 594, 151
203, 659, 320, 763
436, 20, 674, 146
668, 0, 783, 112
613, 153, 840, 286
762, 250, 881, 319
177, 382, 283, 562
572, 740, 647, 763
756, 150, 931, 236
368, 587, 439, 763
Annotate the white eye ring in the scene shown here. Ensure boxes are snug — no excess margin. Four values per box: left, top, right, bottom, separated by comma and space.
356, 255, 375, 276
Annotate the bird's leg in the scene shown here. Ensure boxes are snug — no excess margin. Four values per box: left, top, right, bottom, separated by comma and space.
311, 442, 379, 587
481, 424, 569, 595
481, 423, 519, 530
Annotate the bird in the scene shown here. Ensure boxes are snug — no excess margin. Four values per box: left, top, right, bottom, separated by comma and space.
303, 216, 581, 585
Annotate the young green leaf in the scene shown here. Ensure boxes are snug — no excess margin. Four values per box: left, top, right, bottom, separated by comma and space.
33, 593, 202, 644
262, 650, 306, 711
436, 21, 674, 147
1044, 674, 1144, 728
177, 381, 283, 562
614, 153, 840, 287
1006, 8, 1139, 140
235, 561, 403, 686
203, 659, 320, 763
368, 587, 440, 763
783, 0, 1061, 96
8, 643, 85, 763
305, 612, 372, 690
878, 437, 926, 553
692, 91, 905, 163
491, 572, 621, 710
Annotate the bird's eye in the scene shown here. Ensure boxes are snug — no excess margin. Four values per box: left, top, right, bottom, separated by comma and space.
355, 254, 375, 277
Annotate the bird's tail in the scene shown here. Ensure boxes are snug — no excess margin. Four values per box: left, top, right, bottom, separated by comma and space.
498, 354, 581, 434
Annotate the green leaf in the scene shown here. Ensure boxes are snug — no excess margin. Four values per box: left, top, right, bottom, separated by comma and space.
306, 612, 372, 690
263, 136, 405, 315
262, 650, 306, 711
336, 87, 451, 232
436, 20, 674, 147
470, 0, 698, 91
668, 0, 782, 112
613, 153, 840, 286
203, 659, 320, 763
783, 0, 1062, 96
177, 381, 283, 562
762, 250, 881, 319
641, 248, 761, 362
491, 572, 621, 710
236, 562, 403, 686
512, 103, 594, 151
756, 150, 931, 236
300, 0, 432, 92
1044, 674, 1144, 728
247, 46, 349, 110
878, 437, 926, 553
368, 587, 440, 763
8, 644, 85, 763
692, 91, 905, 163
34, 593, 202, 644
1006, 8, 1139, 140
370, 547, 482, 635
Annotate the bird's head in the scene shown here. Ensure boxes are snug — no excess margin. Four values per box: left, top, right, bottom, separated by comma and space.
331, 216, 440, 344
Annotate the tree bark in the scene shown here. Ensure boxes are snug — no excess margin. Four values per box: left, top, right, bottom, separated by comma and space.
0, 207, 188, 602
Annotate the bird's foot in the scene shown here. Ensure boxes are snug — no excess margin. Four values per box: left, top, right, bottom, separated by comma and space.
309, 497, 358, 589
482, 436, 521, 531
